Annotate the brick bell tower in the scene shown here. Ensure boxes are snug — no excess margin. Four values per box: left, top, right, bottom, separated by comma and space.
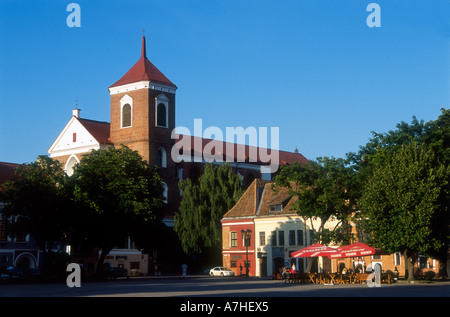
108, 35, 178, 222
108, 35, 177, 166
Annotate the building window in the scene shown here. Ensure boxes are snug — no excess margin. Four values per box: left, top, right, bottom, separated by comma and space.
289, 230, 296, 246
271, 231, 277, 246
242, 232, 251, 247
157, 103, 167, 127
73, 133, 77, 143
162, 182, 168, 203
270, 204, 282, 213
65, 155, 79, 177
122, 103, 132, 128
394, 252, 401, 266
157, 147, 167, 168
297, 230, 304, 245
259, 232, 265, 246
130, 262, 140, 270
155, 94, 169, 128
418, 255, 428, 269
230, 232, 237, 247
120, 94, 133, 128
278, 231, 285, 246
308, 229, 314, 244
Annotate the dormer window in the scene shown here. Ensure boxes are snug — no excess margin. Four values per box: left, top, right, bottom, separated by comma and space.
269, 195, 292, 213
270, 204, 282, 212
155, 94, 169, 128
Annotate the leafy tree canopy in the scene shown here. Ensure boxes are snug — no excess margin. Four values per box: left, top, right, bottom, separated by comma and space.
274, 157, 358, 245
70, 146, 164, 272
0, 155, 72, 272
174, 163, 243, 255
360, 142, 448, 279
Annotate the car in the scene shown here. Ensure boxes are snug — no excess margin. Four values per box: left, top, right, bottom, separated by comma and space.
209, 267, 235, 277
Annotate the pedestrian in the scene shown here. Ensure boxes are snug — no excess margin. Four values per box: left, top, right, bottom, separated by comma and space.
182, 263, 187, 278
239, 264, 243, 276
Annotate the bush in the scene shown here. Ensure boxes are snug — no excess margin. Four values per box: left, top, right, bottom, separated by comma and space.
424, 271, 436, 281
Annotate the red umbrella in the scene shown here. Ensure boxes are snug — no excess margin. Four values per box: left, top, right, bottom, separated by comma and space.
292, 243, 338, 258
328, 242, 386, 259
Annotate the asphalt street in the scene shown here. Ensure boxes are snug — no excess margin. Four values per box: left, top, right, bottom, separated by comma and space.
1, 276, 448, 314
1, 275, 449, 297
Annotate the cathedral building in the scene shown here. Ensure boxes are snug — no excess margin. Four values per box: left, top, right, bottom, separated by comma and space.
47, 35, 308, 274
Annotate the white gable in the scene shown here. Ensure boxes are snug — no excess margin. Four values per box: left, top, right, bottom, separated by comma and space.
48, 116, 102, 158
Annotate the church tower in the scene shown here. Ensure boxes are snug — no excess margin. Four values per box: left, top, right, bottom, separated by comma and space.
108, 35, 177, 167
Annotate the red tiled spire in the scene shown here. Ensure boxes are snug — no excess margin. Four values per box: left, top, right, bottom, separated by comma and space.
109, 35, 177, 89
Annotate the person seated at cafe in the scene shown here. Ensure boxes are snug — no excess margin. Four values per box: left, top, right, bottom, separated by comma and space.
291, 263, 297, 274
282, 267, 288, 279
342, 267, 347, 274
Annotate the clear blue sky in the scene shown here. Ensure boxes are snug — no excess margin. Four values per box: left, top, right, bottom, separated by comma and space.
0, 0, 448, 164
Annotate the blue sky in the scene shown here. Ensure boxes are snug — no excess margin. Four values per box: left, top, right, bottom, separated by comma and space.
0, 0, 448, 164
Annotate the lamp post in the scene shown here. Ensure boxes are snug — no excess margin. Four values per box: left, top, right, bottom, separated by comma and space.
241, 229, 252, 277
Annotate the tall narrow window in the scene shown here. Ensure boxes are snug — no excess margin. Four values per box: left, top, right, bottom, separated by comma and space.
259, 232, 266, 246
157, 103, 167, 127
157, 147, 167, 168
122, 103, 132, 128
162, 182, 168, 204
230, 232, 237, 247
289, 230, 295, 245
155, 94, 169, 128
73, 133, 77, 143
278, 231, 285, 246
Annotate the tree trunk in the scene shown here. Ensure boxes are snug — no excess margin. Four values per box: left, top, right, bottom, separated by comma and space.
306, 258, 318, 273
96, 247, 112, 279
403, 250, 415, 282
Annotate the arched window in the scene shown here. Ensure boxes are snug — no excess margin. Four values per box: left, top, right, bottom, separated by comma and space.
122, 103, 132, 128
157, 103, 167, 127
65, 155, 79, 176
162, 182, 168, 204
157, 147, 167, 168
155, 94, 169, 128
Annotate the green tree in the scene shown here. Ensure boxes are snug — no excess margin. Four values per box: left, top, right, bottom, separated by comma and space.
0, 156, 72, 276
349, 108, 449, 277
360, 142, 448, 281
275, 157, 358, 246
174, 164, 243, 258
70, 146, 164, 276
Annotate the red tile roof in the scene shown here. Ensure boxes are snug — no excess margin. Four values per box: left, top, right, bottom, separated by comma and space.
173, 134, 309, 166
0, 162, 20, 187
222, 180, 299, 219
78, 118, 112, 145
109, 36, 177, 89
223, 179, 268, 218
71, 118, 307, 166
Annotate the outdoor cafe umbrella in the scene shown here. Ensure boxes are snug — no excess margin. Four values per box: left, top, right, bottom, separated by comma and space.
327, 242, 386, 259
292, 243, 337, 258
292, 243, 337, 274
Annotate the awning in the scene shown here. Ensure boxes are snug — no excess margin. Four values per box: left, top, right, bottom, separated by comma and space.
292, 243, 338, 258
328, 242, 386, 259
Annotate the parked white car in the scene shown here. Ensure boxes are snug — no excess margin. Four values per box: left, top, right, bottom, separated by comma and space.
209, 267, 235, 277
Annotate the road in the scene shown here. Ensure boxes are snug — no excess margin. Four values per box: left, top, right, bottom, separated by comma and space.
1, 276, 448, 314
1, 275, 449, 297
